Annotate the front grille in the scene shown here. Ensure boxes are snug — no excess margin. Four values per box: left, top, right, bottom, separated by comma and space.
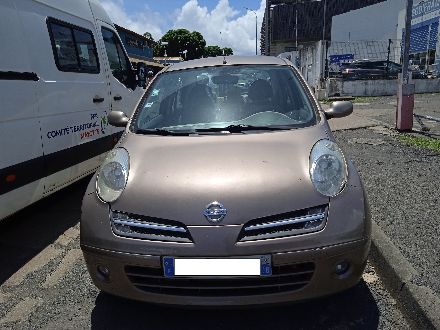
111, 210, 193, 243
238, 205, 328, 242
125, 262, 315, 296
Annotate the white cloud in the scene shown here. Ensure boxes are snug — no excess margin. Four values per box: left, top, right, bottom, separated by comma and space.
99, 0, 164, 40
174, 0, 266, 55
98, 0, 265, 55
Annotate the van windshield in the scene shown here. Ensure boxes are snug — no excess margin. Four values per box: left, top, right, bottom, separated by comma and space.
134, 65, 317, 133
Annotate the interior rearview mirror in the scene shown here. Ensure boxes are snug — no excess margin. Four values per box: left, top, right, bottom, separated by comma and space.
324, 101, 353, 120
108, 111, 129, 127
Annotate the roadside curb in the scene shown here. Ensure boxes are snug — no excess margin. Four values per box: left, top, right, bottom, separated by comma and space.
370, 221, 440, 329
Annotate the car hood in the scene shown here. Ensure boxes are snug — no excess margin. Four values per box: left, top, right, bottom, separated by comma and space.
112, 124, 331, 226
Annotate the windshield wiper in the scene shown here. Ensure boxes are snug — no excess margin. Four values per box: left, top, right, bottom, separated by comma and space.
136, 125, 292, 136
194, 124, 292, 134
135, 128, 195, 136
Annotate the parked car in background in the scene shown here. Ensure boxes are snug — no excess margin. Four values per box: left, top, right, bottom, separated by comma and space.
341, 60, 427, 80
341, 60, 398, 80
81, 56, 371, 306
408, 65, 428, 79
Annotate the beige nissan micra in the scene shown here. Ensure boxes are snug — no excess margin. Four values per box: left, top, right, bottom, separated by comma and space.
81, 56, 371, 306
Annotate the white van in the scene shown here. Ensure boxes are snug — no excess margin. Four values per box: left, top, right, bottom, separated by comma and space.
0, 0, 147, 221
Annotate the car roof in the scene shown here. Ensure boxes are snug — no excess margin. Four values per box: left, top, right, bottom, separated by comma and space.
165, 56, 288, 72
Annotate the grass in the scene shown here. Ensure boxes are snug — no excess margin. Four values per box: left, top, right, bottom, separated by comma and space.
398, 134, 440, 151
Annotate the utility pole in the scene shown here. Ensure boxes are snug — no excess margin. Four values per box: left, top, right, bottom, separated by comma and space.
319, 0, 328, 86
322, 0, 327, 43
426, 24, 431, 74
295, 0, 298, 50
397, 0, 415, 131
265, 0, 270, 55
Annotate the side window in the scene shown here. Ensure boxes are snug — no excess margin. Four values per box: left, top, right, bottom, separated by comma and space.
101, 27, 133, 88
47, 18, 99, 73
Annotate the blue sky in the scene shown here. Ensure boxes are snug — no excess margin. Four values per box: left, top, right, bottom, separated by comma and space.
123, 0, 260, 15
99, 0, 265, 55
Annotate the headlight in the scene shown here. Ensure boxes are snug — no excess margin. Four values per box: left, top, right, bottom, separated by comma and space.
309, 139, 348, 197
96, 148, 129, 203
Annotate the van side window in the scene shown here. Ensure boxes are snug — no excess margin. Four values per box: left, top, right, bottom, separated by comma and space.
47, 18, 99, 74
101, 27, 133, 88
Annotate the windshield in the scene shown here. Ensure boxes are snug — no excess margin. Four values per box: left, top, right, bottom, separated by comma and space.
134, 65, 317, 133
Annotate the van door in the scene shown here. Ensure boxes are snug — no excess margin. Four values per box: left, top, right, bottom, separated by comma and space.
0, 0, 45, 220
97, 21, 143, 116
14, 2, 113, 194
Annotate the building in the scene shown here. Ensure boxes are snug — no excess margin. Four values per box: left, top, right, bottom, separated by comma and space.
114, 24, 164, 73
332, 0, 405, 42
327, 0, 405, 74
261, 0, 387, 56
397, 0, 440, 74
328, 0, 440, 75
261, 0, 387, 91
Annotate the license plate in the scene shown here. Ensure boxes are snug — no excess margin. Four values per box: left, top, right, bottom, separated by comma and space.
163, 256, 272, 277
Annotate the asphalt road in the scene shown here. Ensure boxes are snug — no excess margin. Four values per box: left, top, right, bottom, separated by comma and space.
334, 126, 440, 298
0, 178, 411, 329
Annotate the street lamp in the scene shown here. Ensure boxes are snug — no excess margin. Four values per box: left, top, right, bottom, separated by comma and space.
322, 0, 327, 44
295, 1, 301, 50
161, 41, 169, 57
245, 7, 258, 55
315, 0, 328, 83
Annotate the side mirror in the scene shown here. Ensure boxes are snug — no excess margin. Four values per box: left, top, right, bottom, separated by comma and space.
108, 111, 129, 127
324, 101, 353, 119
136, 63, 147, 89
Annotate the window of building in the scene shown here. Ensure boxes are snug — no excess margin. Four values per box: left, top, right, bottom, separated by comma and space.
47, 18, 99, 73
101, 27, 134, 89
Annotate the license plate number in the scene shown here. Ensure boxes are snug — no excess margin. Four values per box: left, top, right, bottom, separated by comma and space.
163, 256, 272, 277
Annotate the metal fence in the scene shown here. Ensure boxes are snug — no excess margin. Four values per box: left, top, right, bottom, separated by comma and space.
327, 40, 402, 77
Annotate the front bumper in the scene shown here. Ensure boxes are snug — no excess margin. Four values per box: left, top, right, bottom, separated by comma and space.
81, 238, 370, 306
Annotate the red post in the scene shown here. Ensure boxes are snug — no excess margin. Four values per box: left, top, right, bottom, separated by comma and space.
396, 79, 415, 131
396, 0, 414, 131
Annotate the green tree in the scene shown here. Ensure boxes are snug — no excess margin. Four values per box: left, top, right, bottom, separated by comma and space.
204, 45, 223, 57
156, 29, 206, 60
154, 42, 165, 57
222, 47, 233, 56
204, 46, 234, 57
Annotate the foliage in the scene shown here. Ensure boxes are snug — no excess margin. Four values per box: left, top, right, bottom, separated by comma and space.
152, 29, 234, 59
398, 134, 440, 151
204, 45, 223, 57
155, 29, 206, 60
222, 47, 233, 56
204, 46, 234, 57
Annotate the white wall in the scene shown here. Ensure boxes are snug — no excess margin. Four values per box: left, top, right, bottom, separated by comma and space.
331, 0, 406, 42
298, 41, 323, 90
327, 78, 440, 97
